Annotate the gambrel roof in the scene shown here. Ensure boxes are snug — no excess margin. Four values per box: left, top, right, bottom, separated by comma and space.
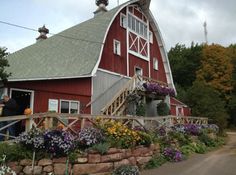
6, 0, 175, 91
6, 4, 121, 81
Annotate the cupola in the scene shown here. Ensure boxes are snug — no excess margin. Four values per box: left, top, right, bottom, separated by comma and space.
94, 0, 109, 16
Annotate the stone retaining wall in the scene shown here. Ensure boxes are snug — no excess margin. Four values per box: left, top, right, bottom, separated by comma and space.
7, 144, 160, 175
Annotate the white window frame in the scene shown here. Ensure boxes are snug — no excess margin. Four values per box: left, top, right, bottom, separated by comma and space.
149, 31, 153, 44
60, 99, 80, 114
134, 66, 143, 76
120, 13, 127, 28
9, 88, 35, 113
128, 13, 148, 39
153, 58, 158, 70
113, 39, 121, 56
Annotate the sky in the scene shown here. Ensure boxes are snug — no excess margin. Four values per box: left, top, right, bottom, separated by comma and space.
0, 0, 235, 53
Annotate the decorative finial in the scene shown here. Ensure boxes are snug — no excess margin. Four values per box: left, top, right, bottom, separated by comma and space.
96, 0, 108, 6
36, 25, 49, 41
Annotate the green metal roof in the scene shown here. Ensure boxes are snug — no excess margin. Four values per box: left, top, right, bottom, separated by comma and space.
6, 5, 123, 81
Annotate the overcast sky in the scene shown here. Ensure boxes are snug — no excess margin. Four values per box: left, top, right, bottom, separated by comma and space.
0, 0, 235, 53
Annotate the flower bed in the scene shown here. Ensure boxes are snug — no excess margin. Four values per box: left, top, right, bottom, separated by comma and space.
0, 119, 224, 174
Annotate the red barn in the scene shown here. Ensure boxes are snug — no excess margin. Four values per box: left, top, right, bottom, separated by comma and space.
170, 97, 191, 116
3, 0, 186, 117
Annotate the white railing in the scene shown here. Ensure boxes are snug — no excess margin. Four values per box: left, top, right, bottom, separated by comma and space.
0, 113, 208, 142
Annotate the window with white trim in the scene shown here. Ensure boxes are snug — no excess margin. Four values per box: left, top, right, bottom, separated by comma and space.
135, 67, 143, 76
120, 13, 127, 28
60, 100, 80, 114
113, 39, 121, 56
153, 58, 158, 70
128, 14, 148, 39
149, 31, 153, 43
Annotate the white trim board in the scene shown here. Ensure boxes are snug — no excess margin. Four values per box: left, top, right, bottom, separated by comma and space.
9, 88, 35, 114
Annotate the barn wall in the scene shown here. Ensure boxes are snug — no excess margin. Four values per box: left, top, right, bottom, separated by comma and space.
149, 26, 168, 83
99, 5, 169, 84
171, 105, 177, 116
91, 70, 130, 115
99, 8, 127, 75
183, 107, 191, 116
6, 78, 91, 114
129, 54, 149, 77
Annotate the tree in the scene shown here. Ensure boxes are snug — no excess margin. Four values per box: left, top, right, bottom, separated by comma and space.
186, 81, 228, 131
0, 47, 10, 81
168, 43, 203, 89
196, 44, 233, 97
227, 44, 236, 127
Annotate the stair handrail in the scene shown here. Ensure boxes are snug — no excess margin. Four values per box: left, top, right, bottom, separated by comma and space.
101, 75, 138, 114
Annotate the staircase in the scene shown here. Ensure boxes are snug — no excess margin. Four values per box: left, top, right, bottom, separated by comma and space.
101, 75, 138, 116
101, 75, 168, 116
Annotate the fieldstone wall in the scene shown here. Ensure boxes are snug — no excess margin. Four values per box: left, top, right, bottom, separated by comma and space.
7, 144, 160, 175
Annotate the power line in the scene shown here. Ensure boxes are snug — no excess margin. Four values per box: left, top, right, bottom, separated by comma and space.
0, 20, 104, 45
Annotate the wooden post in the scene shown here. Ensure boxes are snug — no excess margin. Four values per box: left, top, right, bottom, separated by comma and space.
25, 117, 32, 132
81, 118, 86, 129
44, 117, 53, 129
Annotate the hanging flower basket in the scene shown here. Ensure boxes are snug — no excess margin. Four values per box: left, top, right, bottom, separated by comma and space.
143, 82, 175, 97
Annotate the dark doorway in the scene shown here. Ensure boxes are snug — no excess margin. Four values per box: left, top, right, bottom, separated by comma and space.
11, 89, 32, 135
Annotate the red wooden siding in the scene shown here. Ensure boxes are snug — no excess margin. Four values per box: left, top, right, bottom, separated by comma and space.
6, 78, 91, 114
99, 6, 169, 85
170, 105, 177, 116
33, 91, 91, 114
149, 26, 167, 83
99, 8, 127, 75
170, 97, 191, 116
183, 107, 191, 116
133, 7, 143, 20
129, 54, 149, 77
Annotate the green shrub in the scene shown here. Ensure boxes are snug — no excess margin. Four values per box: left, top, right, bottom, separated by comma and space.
198, 133, 217, 147
194, 142, 207, 154
136, 103, 146, 116
113, 165, 140, 175
138, 132, 153, 146
169, 131, 192, 146
145, 154, 167, 169
0, 143, 50, 162
180, 144, 196, 157
157, 102, 170, 116
90, 142, 110, 155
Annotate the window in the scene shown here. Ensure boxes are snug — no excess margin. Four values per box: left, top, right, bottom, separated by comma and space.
60, 100, 80, 114
153, 58, 158, 70
120, 13, 127, 28
113, 40, 121, 55
149, 31, 153, 43
135, 67, 143, 76
128, 14, 148, 38
128, 14, 132, 28
131, 16, 135, 31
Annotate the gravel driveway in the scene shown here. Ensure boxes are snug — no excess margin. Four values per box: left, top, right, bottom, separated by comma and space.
141, 132, 236, 175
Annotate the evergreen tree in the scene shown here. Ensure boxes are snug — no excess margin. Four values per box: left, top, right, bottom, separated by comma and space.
186, 81, 228, 131
0, 47, 10, 81
168, 43, 203, 89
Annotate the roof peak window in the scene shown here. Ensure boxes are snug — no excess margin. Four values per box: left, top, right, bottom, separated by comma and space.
128, 13, 148, 39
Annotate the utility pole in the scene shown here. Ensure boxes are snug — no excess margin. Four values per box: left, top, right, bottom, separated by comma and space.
203, 21, 208, 44
117, 0, 119, 5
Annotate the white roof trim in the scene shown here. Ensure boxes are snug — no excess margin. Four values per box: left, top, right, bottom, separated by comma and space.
91, 0, 140, 77
146, 11, 176, 93
8, 74, 92, 82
